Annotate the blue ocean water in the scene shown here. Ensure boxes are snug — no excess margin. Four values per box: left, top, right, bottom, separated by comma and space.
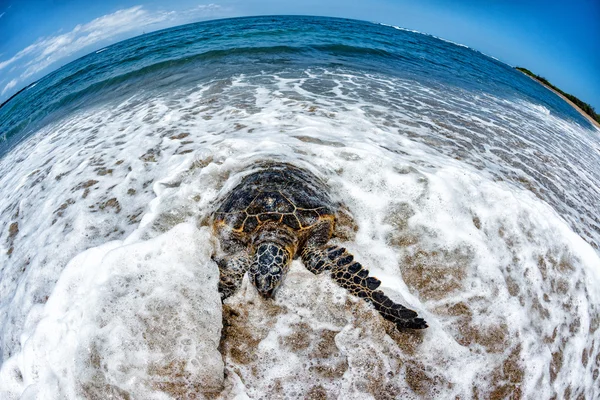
2, 16, 598, 252
0, 15, 592, 155
0, 16, 599, 398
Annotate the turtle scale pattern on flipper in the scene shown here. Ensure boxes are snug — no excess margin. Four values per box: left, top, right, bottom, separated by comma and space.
301, 245, 428, 330
212, 162, 427, 330
214, 254, 250, 300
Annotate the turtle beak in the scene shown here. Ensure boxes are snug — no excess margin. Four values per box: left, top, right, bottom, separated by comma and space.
253, 274, 278, 299
258, 286, 276, 299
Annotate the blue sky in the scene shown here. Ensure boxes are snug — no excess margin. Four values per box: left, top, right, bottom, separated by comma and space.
1, 0, 599, 109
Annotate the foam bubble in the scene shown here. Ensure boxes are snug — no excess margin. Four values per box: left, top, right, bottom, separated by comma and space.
1, 69, 599, 398
0, 224, 222, 399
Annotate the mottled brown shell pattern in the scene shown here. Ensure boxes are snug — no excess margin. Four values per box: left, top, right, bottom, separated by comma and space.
214, 163, 336, 235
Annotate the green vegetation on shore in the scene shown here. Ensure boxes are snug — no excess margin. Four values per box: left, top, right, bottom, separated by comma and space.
516, 67, 600, 124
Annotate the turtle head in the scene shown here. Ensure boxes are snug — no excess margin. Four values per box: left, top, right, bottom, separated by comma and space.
249, 242, 291, 298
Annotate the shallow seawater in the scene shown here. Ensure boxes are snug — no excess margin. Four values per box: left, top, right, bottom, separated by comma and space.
0, 16, 599, 399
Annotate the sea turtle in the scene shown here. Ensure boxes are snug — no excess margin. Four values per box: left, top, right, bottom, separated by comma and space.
212, 162, 427, 329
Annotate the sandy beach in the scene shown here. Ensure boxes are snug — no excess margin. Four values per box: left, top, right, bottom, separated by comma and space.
519, 71, 600, 130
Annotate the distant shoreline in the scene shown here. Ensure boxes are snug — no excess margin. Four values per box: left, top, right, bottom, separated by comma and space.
516, 68, 600, 130
0, 83, 31, 110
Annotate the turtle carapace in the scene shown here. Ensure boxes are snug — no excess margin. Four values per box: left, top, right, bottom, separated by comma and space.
212, 162, 427, 330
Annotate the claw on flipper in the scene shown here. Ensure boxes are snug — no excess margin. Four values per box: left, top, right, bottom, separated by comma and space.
302, 245, 427, 330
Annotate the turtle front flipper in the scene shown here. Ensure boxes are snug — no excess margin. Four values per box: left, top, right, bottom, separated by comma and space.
301, 245, 428, 330
214, 253, 251, 301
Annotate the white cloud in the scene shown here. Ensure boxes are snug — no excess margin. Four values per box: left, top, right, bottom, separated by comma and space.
1, 79, 17, 95
0, 4, 225, 96
0, 6, 171, 78
193, 4, 222, 12
0, 12, 5, 19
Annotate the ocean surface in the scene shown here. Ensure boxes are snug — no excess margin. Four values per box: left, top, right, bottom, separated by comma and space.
1, 15, 599, 399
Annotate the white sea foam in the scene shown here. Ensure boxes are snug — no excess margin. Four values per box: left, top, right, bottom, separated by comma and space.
430, 35, 470, 49
378, 22, 472, 50
385, 24, 422, 35
518, 100, 551, 116
0, 69, 599, 398
0, 223, 223, 399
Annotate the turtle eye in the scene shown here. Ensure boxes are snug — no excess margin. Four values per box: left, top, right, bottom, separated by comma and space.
249, 262, 259, 274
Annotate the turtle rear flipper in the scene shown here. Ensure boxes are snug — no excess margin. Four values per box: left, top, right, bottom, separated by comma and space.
214, 253, 251, 300
301, 245, 428, 330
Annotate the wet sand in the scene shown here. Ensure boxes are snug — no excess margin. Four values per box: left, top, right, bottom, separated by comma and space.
519, 71, 600, 130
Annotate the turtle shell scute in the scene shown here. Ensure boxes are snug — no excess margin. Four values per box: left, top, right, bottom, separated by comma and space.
247, 191, 294, 215
243, 215, 260, 233
218, 188, 256, 214
258, 213, 282, 223
281, 214, 301, 230
216, 212, 247, 231
295, 209, 321, 228
214, 163, 336, 234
